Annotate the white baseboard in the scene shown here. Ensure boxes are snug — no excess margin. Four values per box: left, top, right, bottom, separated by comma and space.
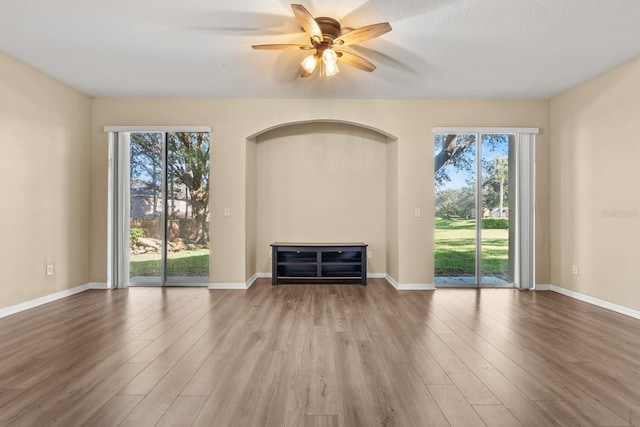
0, 283, 92, 319
89, 282, 110, 290
256, 273, 386, 279
252, 272, 387, 281
208, 282, 251, 290
211, 273, 435, 291
545, 285, 640, 320
396, 283, 437, 290
533, 284, 552, 291
384, 274, 436, 291
210, 274, 272, 289
385, 274, 400, 289
245, 274, 264, 289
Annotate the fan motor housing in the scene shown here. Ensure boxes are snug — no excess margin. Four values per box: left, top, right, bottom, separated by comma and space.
315, 17, 341, 42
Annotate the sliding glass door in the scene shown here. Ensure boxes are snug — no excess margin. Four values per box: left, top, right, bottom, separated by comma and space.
129, 132, 165, 284
479, 135, 514, 286
165, 132, 210, 283
434, 133, 478, 285
126, 131, 210, 286
434, 130, 531, 288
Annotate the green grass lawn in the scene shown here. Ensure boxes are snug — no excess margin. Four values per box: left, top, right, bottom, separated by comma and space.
129, 221, 508, 280
435, 218, 510, 279
130, 249, 209, 277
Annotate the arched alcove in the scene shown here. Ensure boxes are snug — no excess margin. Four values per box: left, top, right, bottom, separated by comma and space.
245, 120, 398, 283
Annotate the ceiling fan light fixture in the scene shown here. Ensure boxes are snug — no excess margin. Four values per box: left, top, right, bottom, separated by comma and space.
324, 61, 339, 77
322, 48, 338, 66
301, 54, 318, 74
251, 4, 391, 78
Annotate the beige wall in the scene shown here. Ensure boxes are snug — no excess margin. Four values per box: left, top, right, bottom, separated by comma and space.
386, 139, 399, 280
91, 98, 550, 286
0, 50, 551, 308
254, 122, 388, 275
0, 52, 92, 309
245, 133, 257, 281
16, 47, 640, 310
550, 56, 640, 310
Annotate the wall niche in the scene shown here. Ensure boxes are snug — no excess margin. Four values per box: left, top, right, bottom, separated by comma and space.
246, 120, 398, 281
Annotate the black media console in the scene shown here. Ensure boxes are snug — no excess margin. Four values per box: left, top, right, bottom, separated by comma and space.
271, 242, 367, 285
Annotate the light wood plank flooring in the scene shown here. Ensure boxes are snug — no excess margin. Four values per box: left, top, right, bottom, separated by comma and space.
1, 278, 640, 426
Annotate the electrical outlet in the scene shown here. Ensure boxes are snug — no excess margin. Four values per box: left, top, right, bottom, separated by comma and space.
367, 251, 373, 259
572, 265, 578, 275
223, 207, 230, 217
46, 264, 54, 276
414, 208, 422, 218
269, 249, 272, 258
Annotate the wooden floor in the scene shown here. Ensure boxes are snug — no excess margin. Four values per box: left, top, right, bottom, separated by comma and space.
1, 279, 640, 426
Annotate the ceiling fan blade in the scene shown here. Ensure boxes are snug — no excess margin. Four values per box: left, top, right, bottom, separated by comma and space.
336, 50, 376, 72
252, 44, 313, 50
334, 22, 392, 46
291, 4, 323, 42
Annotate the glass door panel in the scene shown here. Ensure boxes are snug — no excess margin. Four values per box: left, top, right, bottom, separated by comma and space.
129, 132, 165, 285
434, 133, 478, 287
166, 132, 210, 284
480, 134, 514, 287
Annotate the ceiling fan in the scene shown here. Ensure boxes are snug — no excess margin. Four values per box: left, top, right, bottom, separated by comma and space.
252, 4, 392, 77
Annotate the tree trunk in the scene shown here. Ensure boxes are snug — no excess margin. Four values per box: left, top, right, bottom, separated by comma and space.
434, 134, 475, 173
434, 134, 457, 172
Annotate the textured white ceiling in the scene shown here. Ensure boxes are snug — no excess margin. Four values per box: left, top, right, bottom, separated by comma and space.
1, 0, 640, 99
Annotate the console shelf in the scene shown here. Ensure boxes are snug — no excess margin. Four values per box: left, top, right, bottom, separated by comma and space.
271, 242, 367, 285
